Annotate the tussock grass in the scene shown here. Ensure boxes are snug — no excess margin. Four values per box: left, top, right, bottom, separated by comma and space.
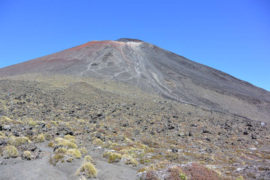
66, 148, 82, 159
22, 151, 32, 160
76, 162, 97, 178
3, 145, 19, 158
55, 137, 77, 149
103, 151, 122, 163
35, 133, 45, 143
8, 136, 30, 146
83, 155, 94, 163
49, 153, 65, 165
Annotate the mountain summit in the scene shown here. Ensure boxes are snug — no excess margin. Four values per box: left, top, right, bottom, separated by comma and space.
0, 39, 269, 122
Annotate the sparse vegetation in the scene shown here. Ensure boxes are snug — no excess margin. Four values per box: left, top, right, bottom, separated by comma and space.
92, 138, 104, 146
2, 145, 19, 158
0, 77, 269, 179
108, 152, 122, 163
167, 166, 187, 180
183, 163, 221, 180
35, 133, 45, 143
48, 141, 54, 147
123, 154, 138, 167
103, 151, 122, 163
8, 136, 30, 146
236, 176, 244, 180
55, 137, 77, 149
80, 147, 88, 156
64, 135, 76, 143
22, 151, 32, 160
77, 162, 97, 178
49, 153, 65, 165
66, 148, 82, 159
55, 147, 67, 154
84, 155, 93, 163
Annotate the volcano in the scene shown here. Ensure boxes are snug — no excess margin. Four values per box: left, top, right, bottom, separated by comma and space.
1, 39, 270, 179
1, 38, 269, 122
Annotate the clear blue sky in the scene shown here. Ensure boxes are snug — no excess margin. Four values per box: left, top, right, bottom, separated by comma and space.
0, 0, 269, 91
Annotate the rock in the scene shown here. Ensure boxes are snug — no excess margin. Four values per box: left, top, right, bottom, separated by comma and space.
134, 130, 140, 135
202, 129, 211, 134
122, 123, 129, 127
57, 127, 73, 135
21, 143, 37, 152
246, 122, 253, 127
168, 124, 175, 130
0, 125, 2, 131
26, 130, 34, 136
53, 145, 62, 152
89, 119, 97, 123
40, 123, 46, 129
178, 132, 185, 137
95, 133, 105, 141
206, 148, 213, 153
112, 129, 117, 134
251, 134, 257, 139
171, 148, 178, 153
243, 131, 249, 135
0, 139, 7, 146
13, 131, 20, 137
3, 125, 11, 131
95, 133, 102, 139
224, 123, 232, 130
65, 131, 73, 135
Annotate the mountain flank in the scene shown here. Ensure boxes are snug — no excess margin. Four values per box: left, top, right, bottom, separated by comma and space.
0, 39, 269, 180
0, 38, 269, 122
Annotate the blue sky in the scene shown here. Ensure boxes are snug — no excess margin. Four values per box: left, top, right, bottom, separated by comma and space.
0, 0, 269, 91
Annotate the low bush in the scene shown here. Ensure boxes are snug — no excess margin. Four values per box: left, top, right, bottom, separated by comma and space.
84, 155, 93, 163
66, 148, 82, 159
183, 163, 221, 180
22, 151, 32, 160
49, 153, 65, 165
123, 154, 138, 167
35, 134, 45, 143
55, 137, 77, 149
77, 162, 97, 178
103, 151, 122, 163
8, 136, 30, 146
167, 166, 187, 180
3, 145, 19, 158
